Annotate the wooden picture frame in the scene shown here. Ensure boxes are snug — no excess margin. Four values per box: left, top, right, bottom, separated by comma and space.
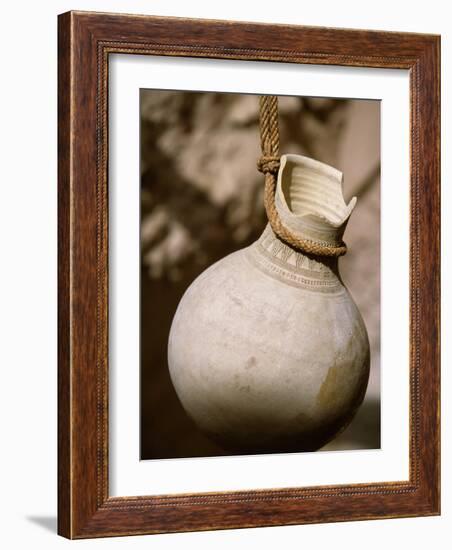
58, 10, 440, 538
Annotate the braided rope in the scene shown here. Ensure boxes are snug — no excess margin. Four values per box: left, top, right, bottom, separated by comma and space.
257, 96, 347, 257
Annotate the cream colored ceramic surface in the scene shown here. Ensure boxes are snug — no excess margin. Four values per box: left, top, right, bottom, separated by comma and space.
275, 154, 357, 246
168, 154, 370, 453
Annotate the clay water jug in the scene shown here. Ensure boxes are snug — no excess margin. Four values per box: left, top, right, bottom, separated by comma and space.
168, 154, 370, 453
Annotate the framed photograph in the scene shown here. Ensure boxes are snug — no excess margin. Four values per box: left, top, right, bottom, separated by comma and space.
58, 11, 440, 538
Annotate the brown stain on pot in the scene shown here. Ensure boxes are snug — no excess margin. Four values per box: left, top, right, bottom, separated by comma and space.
317, 365, 341, 409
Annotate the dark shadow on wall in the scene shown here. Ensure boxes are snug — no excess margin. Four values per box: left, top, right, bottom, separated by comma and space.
322, 398, 381, 451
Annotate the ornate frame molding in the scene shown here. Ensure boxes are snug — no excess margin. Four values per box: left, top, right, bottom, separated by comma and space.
58, 11, 440, 538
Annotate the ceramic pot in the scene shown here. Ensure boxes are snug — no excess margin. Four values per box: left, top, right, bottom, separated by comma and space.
168, 154, 370, 453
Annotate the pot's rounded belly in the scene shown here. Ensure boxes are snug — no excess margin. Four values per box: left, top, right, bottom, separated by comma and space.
168, 248, 370, 453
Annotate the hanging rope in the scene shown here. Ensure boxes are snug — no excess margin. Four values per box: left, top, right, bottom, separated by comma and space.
257, 95, 347, 257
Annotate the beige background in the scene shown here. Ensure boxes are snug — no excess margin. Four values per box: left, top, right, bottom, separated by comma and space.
140, 90, 380, 458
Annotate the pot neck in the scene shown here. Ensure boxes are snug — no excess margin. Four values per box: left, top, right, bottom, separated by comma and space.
274, 154, 356, 249
256, 224, 340, 276
246, 224, 344, 294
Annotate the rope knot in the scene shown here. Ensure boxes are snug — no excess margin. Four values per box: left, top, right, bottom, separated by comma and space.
257, 156, 280, 175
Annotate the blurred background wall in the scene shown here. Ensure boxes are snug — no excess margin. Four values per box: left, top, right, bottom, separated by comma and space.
140, 90, 380, 459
